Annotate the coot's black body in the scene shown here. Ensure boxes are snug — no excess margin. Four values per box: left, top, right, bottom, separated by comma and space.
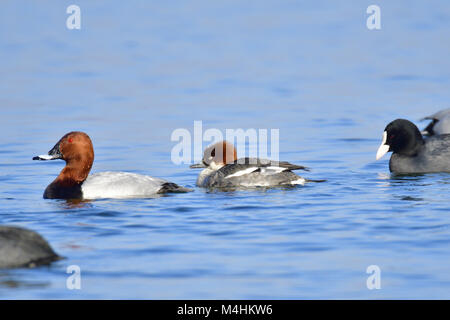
0, 226, 61, 269
377, 119, 450, 174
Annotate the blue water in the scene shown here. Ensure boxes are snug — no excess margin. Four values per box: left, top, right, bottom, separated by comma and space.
1, 0, 450, 299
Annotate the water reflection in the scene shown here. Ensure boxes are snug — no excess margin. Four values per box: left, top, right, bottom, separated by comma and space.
0, 271, 51, 290
58, 199, 94, 209
375, 172, 444, 203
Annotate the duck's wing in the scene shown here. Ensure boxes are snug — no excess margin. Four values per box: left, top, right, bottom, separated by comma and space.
215, 158, 308, 180
209, 160, 306, 188
422, 110, 450, 136
422, 108, 450, 121
217, 163, 260, 179
422, 119, 439, 136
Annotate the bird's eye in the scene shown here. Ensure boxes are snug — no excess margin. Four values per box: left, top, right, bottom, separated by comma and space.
68, 138, 73, 143
390, 134, 395, 139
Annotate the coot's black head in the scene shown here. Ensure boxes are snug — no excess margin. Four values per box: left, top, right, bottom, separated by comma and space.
376, 119, 424, 160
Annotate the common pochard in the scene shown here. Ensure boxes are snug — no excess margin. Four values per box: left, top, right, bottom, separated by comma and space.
33, 131, 191, 199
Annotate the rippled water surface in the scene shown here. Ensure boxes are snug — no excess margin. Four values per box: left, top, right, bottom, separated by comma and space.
1, 1, 450, 299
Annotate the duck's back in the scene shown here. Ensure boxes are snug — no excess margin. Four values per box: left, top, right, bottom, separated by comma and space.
433, 116, 450, 135
81, 171, 168, 199
390, 134, 450, 173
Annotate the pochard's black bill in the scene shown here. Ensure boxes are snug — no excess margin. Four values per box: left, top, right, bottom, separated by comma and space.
33, 155, 58, 160
33, 140, 63, 161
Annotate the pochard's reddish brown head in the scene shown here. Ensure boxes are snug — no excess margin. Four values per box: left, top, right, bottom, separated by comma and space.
190, 140, 237, 169
33, 131, 94, 165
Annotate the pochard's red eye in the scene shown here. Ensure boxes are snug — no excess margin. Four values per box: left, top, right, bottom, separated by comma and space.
68, 138, 73, 143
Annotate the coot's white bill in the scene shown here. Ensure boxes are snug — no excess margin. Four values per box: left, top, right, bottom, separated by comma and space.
376, 131, 389, 160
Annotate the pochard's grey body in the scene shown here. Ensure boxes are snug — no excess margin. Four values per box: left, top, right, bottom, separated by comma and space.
422, 108, 450, 136
376, 119, 450, 174
191, 141, 309, 189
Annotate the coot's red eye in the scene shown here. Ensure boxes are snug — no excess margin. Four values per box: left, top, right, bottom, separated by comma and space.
68, 138, 73, 143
